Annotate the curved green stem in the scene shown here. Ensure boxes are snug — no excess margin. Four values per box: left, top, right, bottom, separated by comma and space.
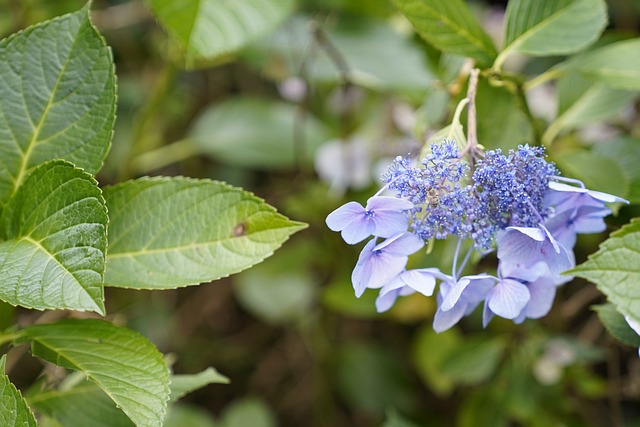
524, 67, 564, 91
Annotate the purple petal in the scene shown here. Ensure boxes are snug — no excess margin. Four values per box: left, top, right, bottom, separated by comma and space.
544, 210, 577, 249
366, 196, 414, 212
525, 276, 557, 319
375, 232, 424, 256
588, 190, 628, 204
433, 303, 467, 333
341, 218, 376, 244
326, 201, 364, 231
498, 226, 572, 276
397, 269, 438, 297
351, 239, 377, 297
376, 288, 401, 313
367, 252, 409, 289
487, 278, 530, 319
371, 210, 409, 238
441, 278, 471, 311
625, 316, 640, 335
482, 302, 495, 328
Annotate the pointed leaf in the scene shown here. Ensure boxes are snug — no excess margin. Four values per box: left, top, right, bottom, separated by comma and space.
27, 381, 135, 427
188, 97, 330, 169
0, 161, 107, 313
0, 355, 37, 427
391, 0, 497, 66
497, 0, 607, 69
147, 0, 295, 68
570, 218, 640, 326
20, 319, 170, 427
103, 177, 306, 289
593, 304, 640, 348
0, 5, 116, 211
170, 368, 230, 403
567, 39, 640, 90
543, 75, 637, 145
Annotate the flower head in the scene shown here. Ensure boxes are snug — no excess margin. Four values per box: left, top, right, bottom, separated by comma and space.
326, 196, 413, 244
375, 268, 448, 312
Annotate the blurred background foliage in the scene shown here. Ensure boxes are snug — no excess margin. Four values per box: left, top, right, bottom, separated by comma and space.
2, 0, 640, 426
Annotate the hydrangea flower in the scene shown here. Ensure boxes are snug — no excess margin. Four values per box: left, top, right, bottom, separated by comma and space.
326, 196, 413, 244
326, 138, 625, 332
375, 268, 448, 312
351, 233, 424, 297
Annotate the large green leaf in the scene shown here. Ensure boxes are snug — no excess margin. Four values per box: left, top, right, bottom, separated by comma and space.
553, 150, 629, 198
571, 218, 640, 326
147, 0, 295, 68
592, 137, 640, 204
390, 0, 497, 66
542, 75, 637, 145
170, 368, 230, 403
0, 355, 37, 427
593, 304, 640, 348
496, 0, 607, 69
0, 161, 107, 313
188, 97, 330, 169
0, 4, 115, 211
19, 319, 170, 427
566, 39, 640, 90
28, 380, 135, 427
103, 177, 306, 289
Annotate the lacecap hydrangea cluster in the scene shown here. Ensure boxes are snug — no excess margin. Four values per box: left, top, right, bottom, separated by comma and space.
326, 140, 627, 331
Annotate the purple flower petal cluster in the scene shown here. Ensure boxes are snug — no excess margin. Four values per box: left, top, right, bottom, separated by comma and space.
326, 139, 627, 332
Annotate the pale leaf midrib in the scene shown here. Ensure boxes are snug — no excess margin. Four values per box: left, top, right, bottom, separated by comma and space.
107, 224, 299, 259
22, 235, 100, 310
11, 20, 84, 198
27, 337, 162, 423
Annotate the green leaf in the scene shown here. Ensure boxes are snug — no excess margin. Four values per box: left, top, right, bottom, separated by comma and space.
543, 75, 637, 145
381, 409, 421, 427
0, 355, 37, 427
553, 150, 629, 198
27, 380, 135, 427
0, 4, 116, 211
0, 161, 107, 313
570, 218, 640, 326
593, 304, 640, 348
170, 368, 230, 403
248, 17, 435, 93
217, 398, 277, 427
440, 337, 507, 385
146, 0, 295, 68
475, 79, 534, 151
567, 39, 640, 90
391, 0, 497, 66
337, 343, 413, 415
497, 0, 607, 69
592, 137, 640, 203
20, 319, 170, 427
103, 177, 306, 289
188, 97, 330, 169
165, 404, 216, 427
